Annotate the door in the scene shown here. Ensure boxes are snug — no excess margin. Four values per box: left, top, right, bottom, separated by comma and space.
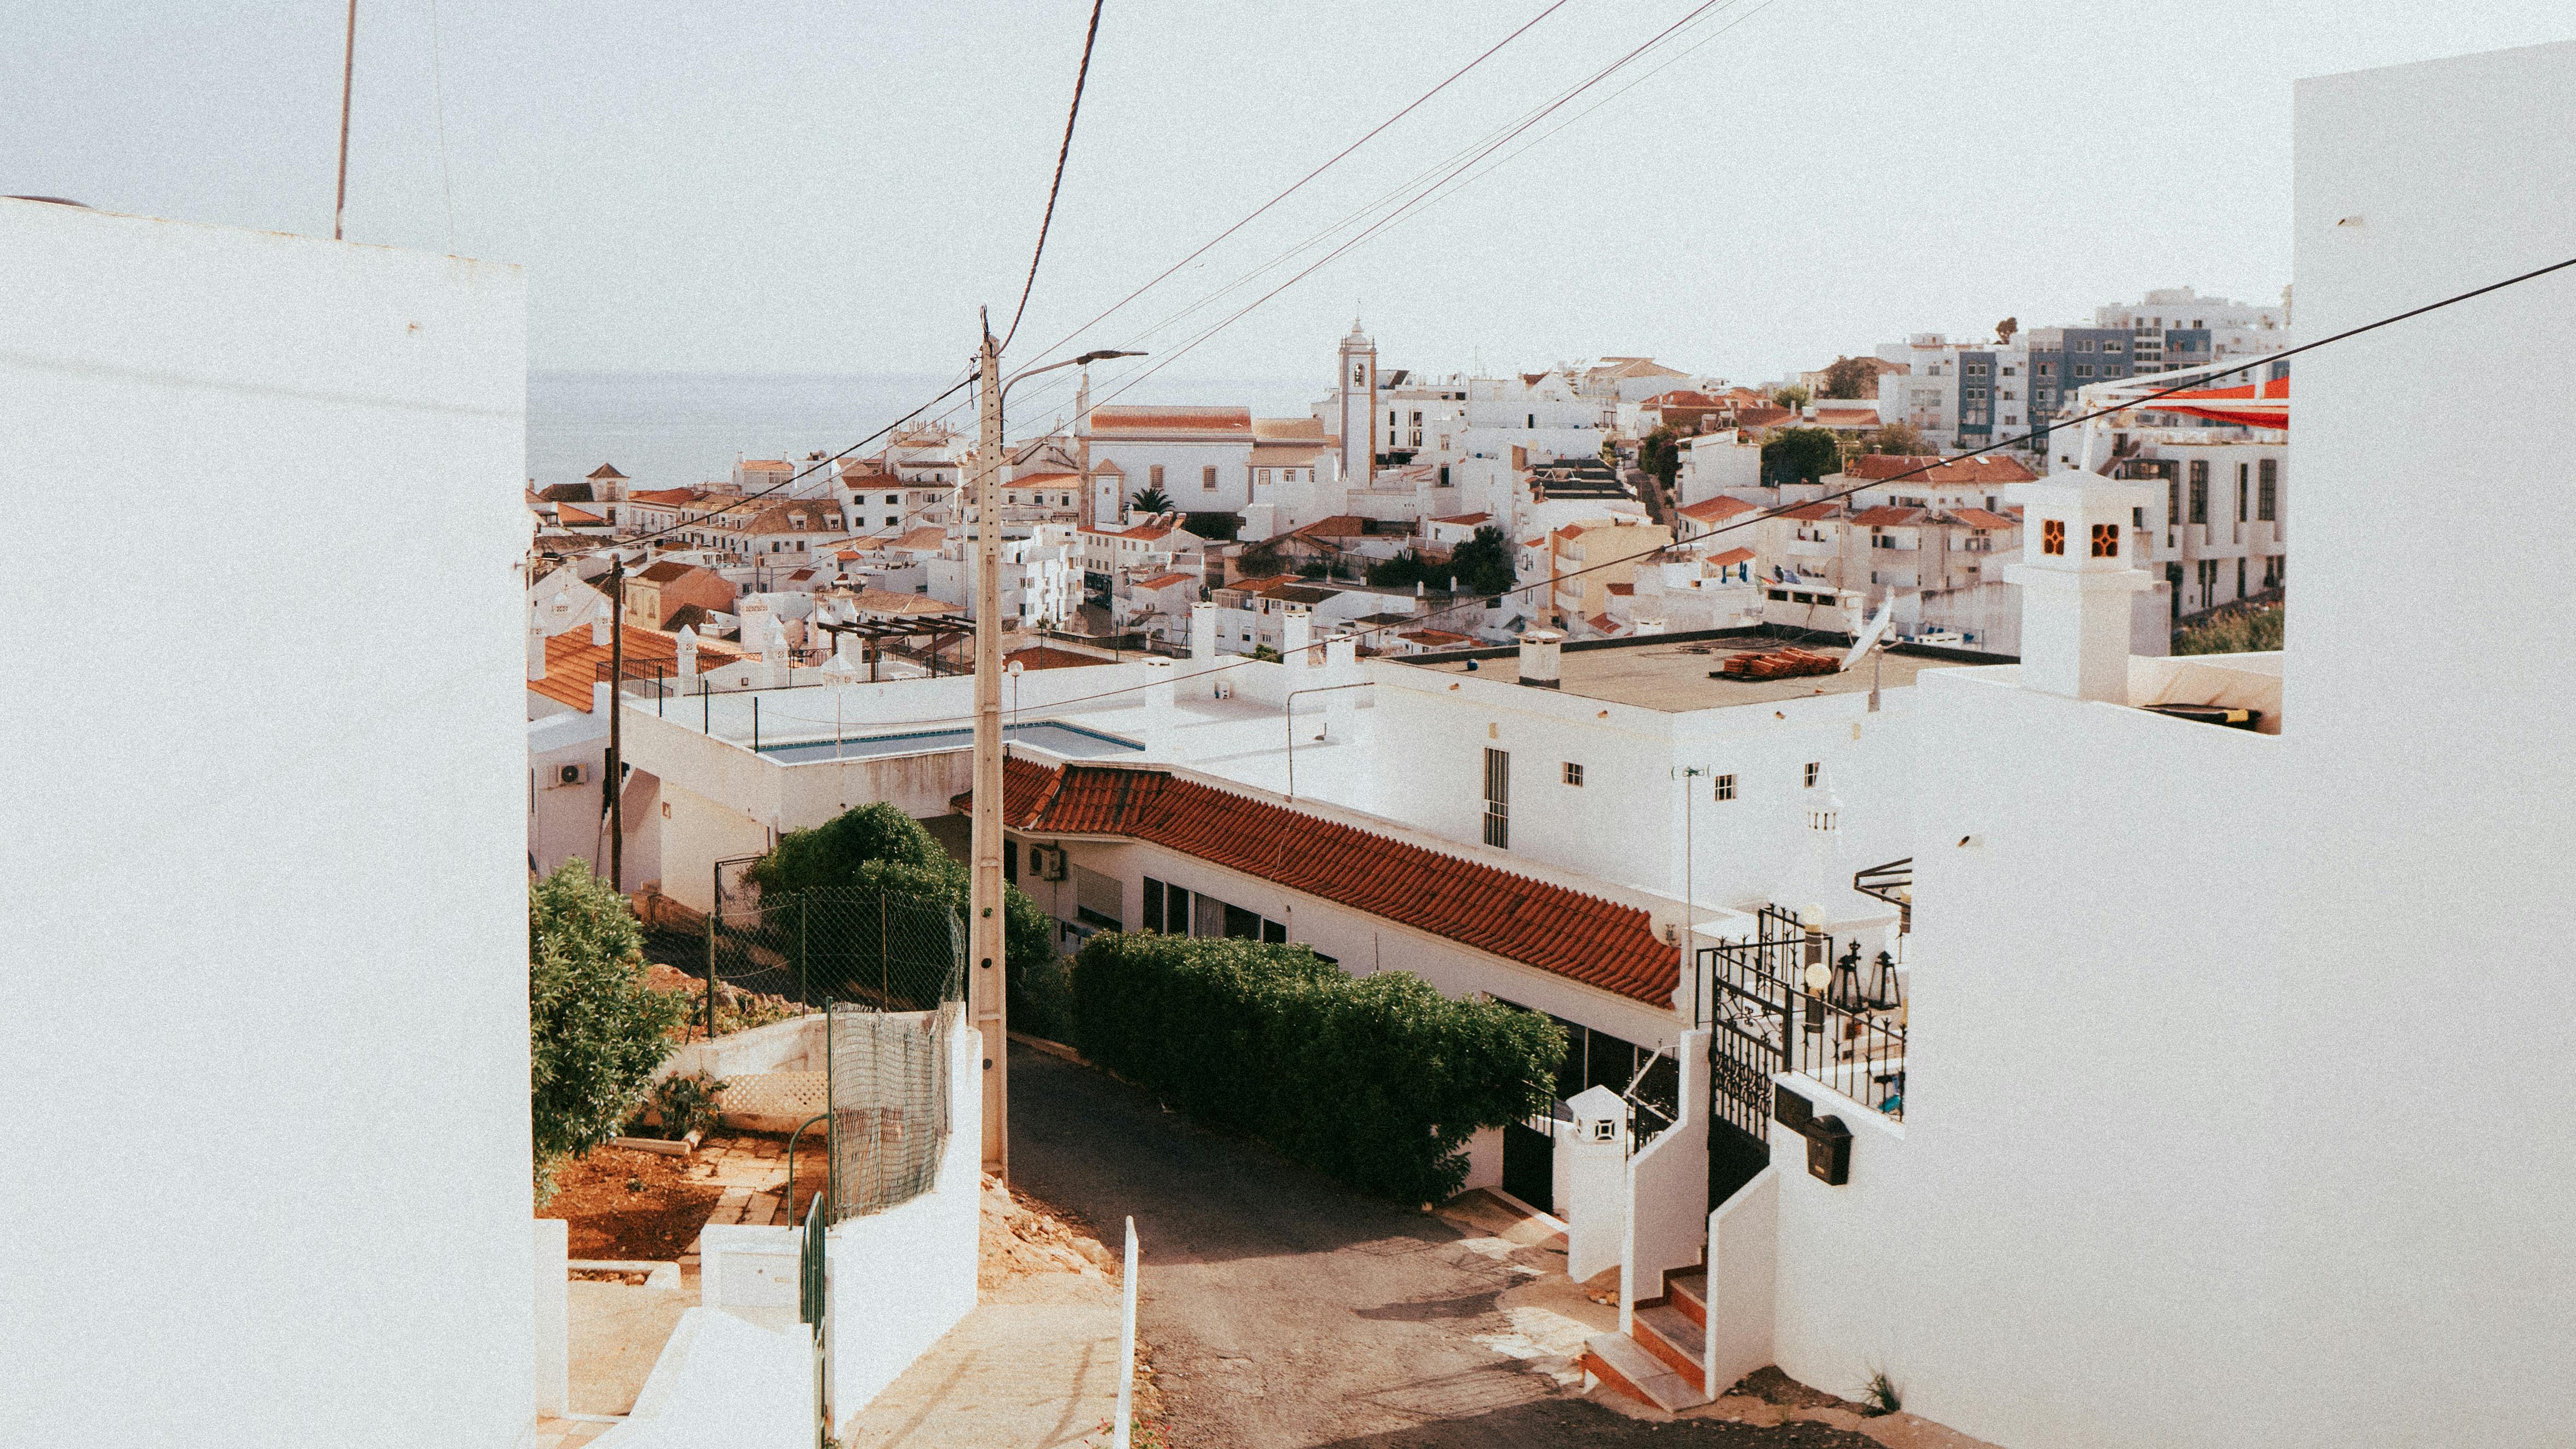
1502, 1115, 1555, 1212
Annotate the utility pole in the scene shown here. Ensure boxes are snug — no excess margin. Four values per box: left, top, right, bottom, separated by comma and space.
969, 313, 1009, 1179
606, 556, 626, 893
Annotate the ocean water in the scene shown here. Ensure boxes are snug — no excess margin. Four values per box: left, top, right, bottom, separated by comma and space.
527, 370, 1318, 493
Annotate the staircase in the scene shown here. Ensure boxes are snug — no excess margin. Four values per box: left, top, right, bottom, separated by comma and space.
1581, 1265, 1711, 1412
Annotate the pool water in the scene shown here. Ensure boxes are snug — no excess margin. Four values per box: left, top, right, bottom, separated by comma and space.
756, 720, 1143, 765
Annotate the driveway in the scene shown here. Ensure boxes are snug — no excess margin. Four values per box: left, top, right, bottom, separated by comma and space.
1008, 1043, 1879, 1449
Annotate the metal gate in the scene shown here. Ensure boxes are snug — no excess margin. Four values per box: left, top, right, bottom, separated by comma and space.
799, 1193, 829, 1448
1700, 906, 1825, 1205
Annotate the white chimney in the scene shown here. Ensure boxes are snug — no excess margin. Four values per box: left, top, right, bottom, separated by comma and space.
589, 604, 611, 648
1282, 612, 1315, 669
2004, 470, 2151, 703
1190, 601, 1217, 662
1324, 633, 1360, 740
527, 609, 547, 683
675, 624, 699, 681
1138, 657, 1177, 756
1518, 628, 1562, 689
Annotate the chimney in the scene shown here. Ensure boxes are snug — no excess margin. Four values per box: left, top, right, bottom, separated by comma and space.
675, 625, 699, 680
589, 603, 611, 648
2004, 469, 2151, 703
528, 608, 548, 682
1517, 628, 1562, 689
1324, 633, 1360, 739
1282, 612, 1315, 669
1190, 601, 1217, 663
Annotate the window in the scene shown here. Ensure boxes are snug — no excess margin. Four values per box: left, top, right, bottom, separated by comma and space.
1563, 762, 1583, 787
1202, 465, 1217, 491
1073, 866, 1121, 931
2133, 506, 2146, 530
2189, 462, 2209, 524
2042, 518, 2066, 555
2076, 340, 2096, 353
2090, 523, 2119, 558
1482, 747, 1510, 849
2257, 459, 2278, 521
1802, 762, 1820, 789
2169, 480, 2181, 523
2104, 340, 2125, 353
2074, 363, 2096, 379
2037, 361, 2054, 376
1149, 464, 1164, 490
1527, 413, 1536, 428
1714, 773, 1736, 801
1257, 468, 1270, 486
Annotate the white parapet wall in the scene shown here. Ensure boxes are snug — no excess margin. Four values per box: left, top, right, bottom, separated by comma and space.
5, 200, 533, 1447
1702, 1167, 1778, 1400
825, 1014, 984, 1422
591, 1308, 814, 1449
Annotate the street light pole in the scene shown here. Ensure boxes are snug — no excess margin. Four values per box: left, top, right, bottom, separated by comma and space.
606, 556, 626, 894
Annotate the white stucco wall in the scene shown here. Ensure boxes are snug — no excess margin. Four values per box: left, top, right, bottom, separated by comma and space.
2271, 40, 2576, 1445
4, 201, 532, 1446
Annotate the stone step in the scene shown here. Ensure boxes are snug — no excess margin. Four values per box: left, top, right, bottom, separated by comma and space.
1631, 1302, 1704, 1384
1667, 1267, 1709, 1330
1582, 1332, 1709, 1414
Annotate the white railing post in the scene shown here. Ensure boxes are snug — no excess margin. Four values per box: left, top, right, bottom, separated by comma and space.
1113, 1216, 1138, 1449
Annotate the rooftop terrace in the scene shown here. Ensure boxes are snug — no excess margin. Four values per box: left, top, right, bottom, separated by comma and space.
1401, 631, 1989, 713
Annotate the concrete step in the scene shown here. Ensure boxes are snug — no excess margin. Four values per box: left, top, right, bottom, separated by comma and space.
1582, 1332, 1708, 1414
1667, 1267, 1708, 1330
1631, 1302, 1704, 1384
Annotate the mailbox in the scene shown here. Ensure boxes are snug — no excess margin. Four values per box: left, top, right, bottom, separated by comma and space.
1804, 1115, 1851, 1185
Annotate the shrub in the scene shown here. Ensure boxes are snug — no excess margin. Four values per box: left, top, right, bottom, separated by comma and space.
1068, 933, 1565, 1203
2174, 602, 2284, 656
530, 861, 691, 1193
650, 1071, 728, 1140
1009, 955, 1077, 1044
752, 803, 1055, 981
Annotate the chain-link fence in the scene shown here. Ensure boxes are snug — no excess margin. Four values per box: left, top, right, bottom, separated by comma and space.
705, 886, 966, 1017
827, 999, 963, 1221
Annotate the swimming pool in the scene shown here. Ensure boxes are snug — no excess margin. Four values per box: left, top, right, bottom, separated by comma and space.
755, 719, 1144, 765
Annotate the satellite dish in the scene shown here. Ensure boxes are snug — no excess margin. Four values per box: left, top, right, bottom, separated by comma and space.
1840, 596, 1895, 672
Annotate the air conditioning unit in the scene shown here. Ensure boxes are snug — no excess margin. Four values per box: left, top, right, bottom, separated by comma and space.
1033, 845, 1068, 882
558, 763, 588, 786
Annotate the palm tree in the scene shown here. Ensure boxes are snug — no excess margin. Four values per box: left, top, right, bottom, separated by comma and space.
1128, 487, 1174, 515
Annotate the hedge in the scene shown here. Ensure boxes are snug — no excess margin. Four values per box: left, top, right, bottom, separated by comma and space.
1068, 932, 1566, 1204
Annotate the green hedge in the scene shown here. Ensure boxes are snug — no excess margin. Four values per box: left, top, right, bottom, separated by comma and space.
1069, 932, 1566, 1204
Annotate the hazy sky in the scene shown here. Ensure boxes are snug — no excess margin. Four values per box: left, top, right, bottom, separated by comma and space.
14, 0, 2574, 400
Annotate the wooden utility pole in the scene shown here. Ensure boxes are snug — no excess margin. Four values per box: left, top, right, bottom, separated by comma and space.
969, 313, 1009, 1178
606, 557, 626, 893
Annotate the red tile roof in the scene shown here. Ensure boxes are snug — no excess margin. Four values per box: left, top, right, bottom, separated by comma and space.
1010, 470, 1081, 484
1848, 505, 1921, 527
1431, 512, 1492, 526
1778, 502, 1840, 522
1708, 546, 1756, 566
1005, 644, 1113, 672
1086, 405, 1253, 437
1677, 495, 1758, 523
1811, 406, 1880, 428
587, 463, 627, 479
962, 761, 1677, 1005
533, 626, 743, 713
1733, 406, 1795, 428
1134, 572, 1195, 590
628, 487, 706, 507
1948, 507, 2019, 530
1844, 453, 2038, 484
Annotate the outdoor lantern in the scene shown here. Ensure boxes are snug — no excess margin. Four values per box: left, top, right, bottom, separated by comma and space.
1805, 1115, 1852, 1186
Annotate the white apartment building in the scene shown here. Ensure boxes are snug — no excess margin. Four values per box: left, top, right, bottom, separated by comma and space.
1872, 332, 2036, 455
924, 528, 1078, 628
2109, 435, 2289, 619
2089, 284, 2290, 375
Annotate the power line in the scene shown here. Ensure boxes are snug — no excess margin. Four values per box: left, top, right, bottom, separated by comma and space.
999, 0, 1107, 355
919, 249, 2576, 719
427, 0, 456, 250
999, 0, 1577, 375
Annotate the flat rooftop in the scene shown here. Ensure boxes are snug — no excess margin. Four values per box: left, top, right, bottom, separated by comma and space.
1402, 634, 1976, 712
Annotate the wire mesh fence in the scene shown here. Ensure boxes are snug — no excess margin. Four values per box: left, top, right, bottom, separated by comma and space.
704, 886, 966, 1018
827, 999, 963, 1222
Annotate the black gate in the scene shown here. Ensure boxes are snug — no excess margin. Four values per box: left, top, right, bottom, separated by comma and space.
1502, 1115, 1556, 1212
1700, 906, 1825, 1206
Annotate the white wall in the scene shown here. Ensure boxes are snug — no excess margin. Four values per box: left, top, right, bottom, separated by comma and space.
826, 1016, 983, 1421
2272, 40, 2576, 1446
4, 201, 533, 1446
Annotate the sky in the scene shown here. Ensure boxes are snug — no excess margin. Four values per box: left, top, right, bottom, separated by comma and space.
13, 0, 2575, 402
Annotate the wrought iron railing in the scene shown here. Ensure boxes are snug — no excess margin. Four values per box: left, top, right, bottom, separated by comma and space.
1696, 915, 1906, 1123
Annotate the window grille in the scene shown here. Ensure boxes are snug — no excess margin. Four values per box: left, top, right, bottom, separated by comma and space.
1482, 747, 1510, 849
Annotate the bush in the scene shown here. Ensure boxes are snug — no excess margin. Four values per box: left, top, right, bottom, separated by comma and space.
1010, 955, 1077, 1044
649, 1071, 728, 1140
530, 861, 691, 1198
752, 802, 1055, 979
1068, 933, 1565, 1203
2174, 602, 2284, 655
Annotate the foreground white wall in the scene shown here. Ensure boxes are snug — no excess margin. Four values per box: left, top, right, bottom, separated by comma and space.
826, 1016, 983, 1422
2274, 40, 2576, 1445
2, 201, 532, 1447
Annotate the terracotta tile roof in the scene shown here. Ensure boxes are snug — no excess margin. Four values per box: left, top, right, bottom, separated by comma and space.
587, 463, 627, 480
636, 560, 710, 585
1778, 502, 1840, 522
1005, 645, 1113, 671
538, 482, 596, 504
1086, 405, 1254, 437
1252, 417, 1327, 442
1009, 470, 1081, 484
1734, 406, 1795, 428
1401, 627, 1472, 645
1644, 390, 1728, 409
533, 626, 743, 712
1250, 444, 1327, 464
1708, 546, 1756, 566
628, 487, 706, 507
1843, 453, 2037, 484
1294, 514, 1371, 540
1677, 495, 1758, 523
1431, 512, 1491, 526
1606, 583, 1634, 596
1811, 406, 1880, 427
849, 588, 963, 618
741, 459, 788, 469
1134, 572, 1195, 590
1848, 505, 1922, 527
555, 504, 608, 526
963, 761, 1677, 1004
1948, 507, 2019, 530
890, 526, 948, 551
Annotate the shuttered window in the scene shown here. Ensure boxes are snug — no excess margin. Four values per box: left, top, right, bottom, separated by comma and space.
1482, 748, 1510, 849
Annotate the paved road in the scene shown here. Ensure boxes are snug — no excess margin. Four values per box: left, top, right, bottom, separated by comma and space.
1009, 1044, 1875, 1449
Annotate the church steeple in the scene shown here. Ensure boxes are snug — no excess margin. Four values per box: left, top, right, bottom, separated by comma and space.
1337, 321, 1378, 489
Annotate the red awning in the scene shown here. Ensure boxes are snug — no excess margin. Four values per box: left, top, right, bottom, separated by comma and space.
2147, 375, 2287, 429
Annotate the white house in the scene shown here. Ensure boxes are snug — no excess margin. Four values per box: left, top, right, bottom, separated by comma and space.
1080, 405, 1256, 513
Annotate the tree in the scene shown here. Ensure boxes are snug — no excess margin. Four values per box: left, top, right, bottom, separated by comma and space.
1818, 356, 1879, 400
1236, 543, 1285, 579
751, 801, 1054, 982
1365, 550, 1435, 589
1862, 422, 1929, 456
1636, 426, 1683, 495
1995, 316, 2018, 344
1771, 384, 1812, 411
1761, 426, 1844, 486
529, 860, 691, 1202
1448, 524, 1516, 596
1127, 487, 1173, 516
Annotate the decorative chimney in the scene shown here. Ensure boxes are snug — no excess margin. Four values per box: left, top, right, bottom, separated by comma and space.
1282, 612, 1315, 669
528, 608, 548, 683
1517, 629, 1562, 689
675, 624, 699, 680
2004, 469, 2151, 703
589, 605, 611, 648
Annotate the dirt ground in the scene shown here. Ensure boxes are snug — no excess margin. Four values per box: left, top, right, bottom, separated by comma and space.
540, 1146, 722, 1260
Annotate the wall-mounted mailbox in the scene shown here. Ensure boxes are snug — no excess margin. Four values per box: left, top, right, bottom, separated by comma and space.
1804, 1115, 1851, 1185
